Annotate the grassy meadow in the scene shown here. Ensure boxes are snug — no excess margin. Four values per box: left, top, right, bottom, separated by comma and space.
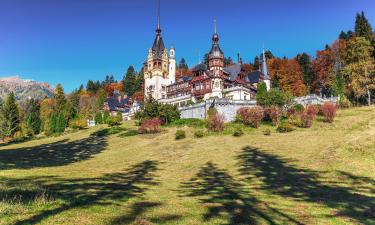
0, 106, 375, 225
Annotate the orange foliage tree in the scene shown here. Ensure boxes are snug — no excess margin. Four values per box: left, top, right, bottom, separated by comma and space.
104, 83, 124, 97
268, 58, 306, 96
312, 49, 335, 93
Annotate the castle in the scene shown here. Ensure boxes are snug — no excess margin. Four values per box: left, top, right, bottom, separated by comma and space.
144, 11, 271, 107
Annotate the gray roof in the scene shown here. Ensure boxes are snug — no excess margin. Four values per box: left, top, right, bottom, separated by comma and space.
152, 32, 165, 59
105, 96, 129, 111
224, 64, 242, 81
246, 71, 264, 83
192, 63, 208, 72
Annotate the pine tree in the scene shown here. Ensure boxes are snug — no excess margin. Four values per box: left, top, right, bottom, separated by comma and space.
355, 11, 373, 41
178, 58, 188, 69
122, 66, 137, 96
254, 56, 260, 70
54, 84, 67, 112
24, 98, 41, 137
296, 53, 315, 92
0, 92, 20, 139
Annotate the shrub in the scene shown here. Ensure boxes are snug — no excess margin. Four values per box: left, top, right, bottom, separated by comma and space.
207, 112, 224, 132
194, 130, 205, 138
233, 128, 244, 137
107, 116, 122, 127
338, 96, 352, 108
95, 112, 103, 124
321, 102, 337, 123
69, 118, 87, 130
135, 97, 180, 124
257, 86, 293, 107
265, 106, 281, 126
138, 118, 162, 134
294, 104, 305, 113
175, 130, 186, 140
91, 127, 125, 137
300, 105, 318, 128
237, 106, 264, 128
277, 122, 295, 133
263, 129, 271, 136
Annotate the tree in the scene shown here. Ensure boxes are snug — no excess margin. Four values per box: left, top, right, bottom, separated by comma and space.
224, 57, 233, 66
253, 56, 260, 70
312, 49, 335, 96
40, 98, 54, 132
0, 92, 20, 139
24, 98, 41, 137
86, 80, 100, 94
355, 11, 373, 41
54, 84, 67, 112
122, 66, 137, 96
178, 58, 188, 70
296, 53, 315, 92
135, 96, 180, 124
95, 112, 103, 124
342, 37, 375, 105
256, 82, 268, 105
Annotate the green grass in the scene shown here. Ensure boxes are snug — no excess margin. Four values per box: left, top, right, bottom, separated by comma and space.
0, 106, 375, 224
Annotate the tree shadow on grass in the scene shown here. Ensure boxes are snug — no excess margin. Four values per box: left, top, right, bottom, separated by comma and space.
0, 136, 107, 170
180, 162, 303, 225
237, 146, 375, 224
0, 160, 159, 225
110, 201, 182, 225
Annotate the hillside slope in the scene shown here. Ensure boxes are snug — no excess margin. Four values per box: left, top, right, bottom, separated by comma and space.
0, 106, 374, 225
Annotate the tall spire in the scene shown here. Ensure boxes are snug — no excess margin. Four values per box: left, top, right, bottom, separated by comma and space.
156, 0, 161, 34
214, 18, 217, 34
262, 47, 270, 80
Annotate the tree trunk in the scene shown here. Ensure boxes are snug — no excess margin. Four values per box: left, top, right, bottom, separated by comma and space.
367, 87, 371, 106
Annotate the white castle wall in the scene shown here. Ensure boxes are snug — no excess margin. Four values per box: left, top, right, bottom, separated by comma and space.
179, 99, 257, 122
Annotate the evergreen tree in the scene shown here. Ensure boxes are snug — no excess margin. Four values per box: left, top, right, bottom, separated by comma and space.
103, 110, 110, 123
122, 66, 137, 96
256, 82, 268, 106
24, 98, 41, 137
254, 56, 260, 70
178, 58, 188, 69
296, 53, 315, 92
86, 80, 98, 94
54, 84, 67, 112
0, 92, 20, 139
355, 11, 373, 41
224, 57, 233, 66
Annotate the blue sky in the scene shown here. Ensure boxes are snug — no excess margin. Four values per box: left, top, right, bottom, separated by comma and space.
0, 0, 374, 92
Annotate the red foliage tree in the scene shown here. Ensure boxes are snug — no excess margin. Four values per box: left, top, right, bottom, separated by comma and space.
312, 49, 335, 93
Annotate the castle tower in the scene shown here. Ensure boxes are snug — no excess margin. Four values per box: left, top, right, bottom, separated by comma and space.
208, 18, 225, 98
261, 48, 271, 91
144, 0, 175, 100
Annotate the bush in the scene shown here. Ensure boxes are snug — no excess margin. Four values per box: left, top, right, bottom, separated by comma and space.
257, 85, 293, 107
138, 118, 162, 134
321, 102, 337, 123
237, 106, 264, 128
338, 96, 352, 108
135, 97, 180, 124
69, 118, 87, 130
300, 105, 318, 128
265, 106, 281, 126
95, 112, 103, 124
277, 122, 295, 133
194, 130, 205, 138
107, 116, 122, 127
263, 129, 271, 136
233, 128, 244, 137
175, 130, 186, 140
294, 104, 305, 113
91, 127, 125, 137
207, 111, 224, 132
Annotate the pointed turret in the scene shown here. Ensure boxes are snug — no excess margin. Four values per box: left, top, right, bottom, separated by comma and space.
261, 48, 270, 80
151, 0, 165, 59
